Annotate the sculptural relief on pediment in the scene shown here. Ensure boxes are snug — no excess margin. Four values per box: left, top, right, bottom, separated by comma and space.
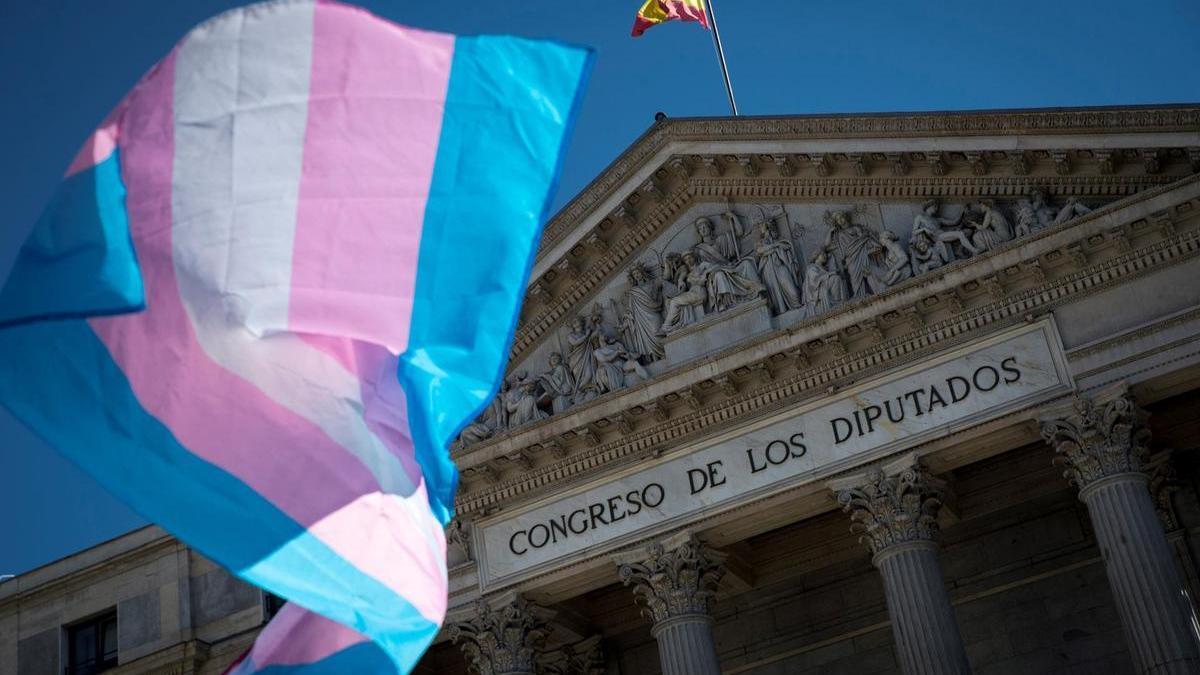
454, 188, 1105, 449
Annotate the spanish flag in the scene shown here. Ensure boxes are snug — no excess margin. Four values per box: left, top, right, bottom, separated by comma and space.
632, 0, 710, 37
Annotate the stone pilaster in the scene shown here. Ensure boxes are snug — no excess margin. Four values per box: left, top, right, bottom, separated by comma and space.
832, 454, 970, 675
617, 534, 726, 675
1041, 390, 1200, 674
448, 595, 550, 675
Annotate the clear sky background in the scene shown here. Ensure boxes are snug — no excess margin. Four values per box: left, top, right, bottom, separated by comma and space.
1, 0, 1198, 575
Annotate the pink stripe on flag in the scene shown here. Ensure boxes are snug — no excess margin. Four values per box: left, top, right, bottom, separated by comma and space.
287, 2, 454, 353
87, 49, 380, 529
87, 40, 448, 621
65, 110, 121, 177
246, 603, 369, 668
307, 490, 448, 621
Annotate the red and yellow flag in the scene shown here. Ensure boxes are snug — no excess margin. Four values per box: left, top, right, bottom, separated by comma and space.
632, 0, 710, 37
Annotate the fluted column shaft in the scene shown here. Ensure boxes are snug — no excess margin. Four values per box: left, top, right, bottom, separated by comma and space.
833, 454, 971, 675
875, 541, 971, 675
1081, 473, 1200, 674
650, 614, 721, 675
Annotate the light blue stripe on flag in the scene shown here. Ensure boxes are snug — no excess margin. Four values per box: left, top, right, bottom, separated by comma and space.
402, 35, 593, 525
0, 151, 143, 326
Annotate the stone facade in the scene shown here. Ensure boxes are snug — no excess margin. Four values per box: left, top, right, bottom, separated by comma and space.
0, 527, 272, 675
6, 105, 1200, 675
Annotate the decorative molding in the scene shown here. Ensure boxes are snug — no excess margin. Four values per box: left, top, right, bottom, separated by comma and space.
617, 535, 726, 625
1040, 389, 1152, 491
454, 191, 1200, 511
833, 456, 946, 557
448, 595, 551, 675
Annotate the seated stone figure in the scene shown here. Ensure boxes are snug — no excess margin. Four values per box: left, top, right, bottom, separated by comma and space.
909, 231, 947, 276
662, 250, 710, 333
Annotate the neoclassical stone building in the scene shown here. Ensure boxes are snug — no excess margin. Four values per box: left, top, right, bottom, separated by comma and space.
6, 104, 1200, 675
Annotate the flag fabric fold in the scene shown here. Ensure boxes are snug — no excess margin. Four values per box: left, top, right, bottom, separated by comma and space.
631, 0, 709, 37
0, 1, 591, 672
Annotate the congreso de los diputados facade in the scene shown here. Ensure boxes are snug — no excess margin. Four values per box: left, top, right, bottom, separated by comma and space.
6, 104, 1200, 675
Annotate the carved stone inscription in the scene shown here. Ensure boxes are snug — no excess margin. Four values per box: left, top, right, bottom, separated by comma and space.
475, 322, 1071, 588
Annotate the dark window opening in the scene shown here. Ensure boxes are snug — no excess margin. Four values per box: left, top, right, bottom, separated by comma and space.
66, 610, 117, 675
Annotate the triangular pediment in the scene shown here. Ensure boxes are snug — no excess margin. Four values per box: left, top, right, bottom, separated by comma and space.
454, 105, 1200, 463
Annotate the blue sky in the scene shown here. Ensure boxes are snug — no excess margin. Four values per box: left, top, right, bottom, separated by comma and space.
1, 0, 1198, 575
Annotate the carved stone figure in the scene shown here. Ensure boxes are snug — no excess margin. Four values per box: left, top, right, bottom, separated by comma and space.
566, 315, 600, 397
877, 230, 912, 286
753, 219, 803, 314
662, 250, 709, 333
802, 251, 847, 318
457, 380, 510, 447
694, 213, 763, 313
505, 372, 546, 428
1053, 196, 1092, 226
619, 264, 665, 362
1030, 189, 1058, 230
1014, 199, 1040, 237
910, 199, 980, 261
538, 351, 576, 414
966, 200, 1014, 253
909, 231, 945, 276
594, 334, 649, 393
822, 210, 884, 300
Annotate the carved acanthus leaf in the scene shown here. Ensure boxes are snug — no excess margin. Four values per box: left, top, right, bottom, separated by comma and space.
1040, 391, 1151, 491
448, 596, 551, 675
617, 535, 726, 624
836, 462, 946, 556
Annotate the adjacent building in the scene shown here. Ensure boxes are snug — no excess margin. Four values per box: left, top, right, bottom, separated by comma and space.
5, 104, 1200, 674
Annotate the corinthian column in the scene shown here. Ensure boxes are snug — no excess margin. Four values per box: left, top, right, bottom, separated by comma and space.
1041, 390, 1200, 674
617, 534, 726, 675
448, 595, 550, 675
832, 454, 970, 675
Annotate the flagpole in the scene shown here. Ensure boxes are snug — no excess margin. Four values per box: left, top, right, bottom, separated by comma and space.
704, 0, 738, 116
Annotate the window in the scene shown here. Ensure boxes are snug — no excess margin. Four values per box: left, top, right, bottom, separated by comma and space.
66, 610, 118, 675
264, 592, 286, 621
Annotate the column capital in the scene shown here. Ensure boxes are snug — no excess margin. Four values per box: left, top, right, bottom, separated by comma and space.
448, 595, 551, 675
616, 533, 726, 626
831, 453, 946, 559
1040, 388, 1151, 492
541, 636, 605, 675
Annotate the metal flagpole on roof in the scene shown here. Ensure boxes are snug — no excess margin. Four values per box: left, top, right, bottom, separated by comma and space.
704, 0, 739, 116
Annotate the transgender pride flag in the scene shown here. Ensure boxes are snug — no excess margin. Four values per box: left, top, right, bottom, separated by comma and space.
0, 1, 590, 672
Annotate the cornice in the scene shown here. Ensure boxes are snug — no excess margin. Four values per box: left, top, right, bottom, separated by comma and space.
0, 534, 181, 607
537, 105, 1200, 260
516, 120, 1198, 369
455, 175, 1200, 515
